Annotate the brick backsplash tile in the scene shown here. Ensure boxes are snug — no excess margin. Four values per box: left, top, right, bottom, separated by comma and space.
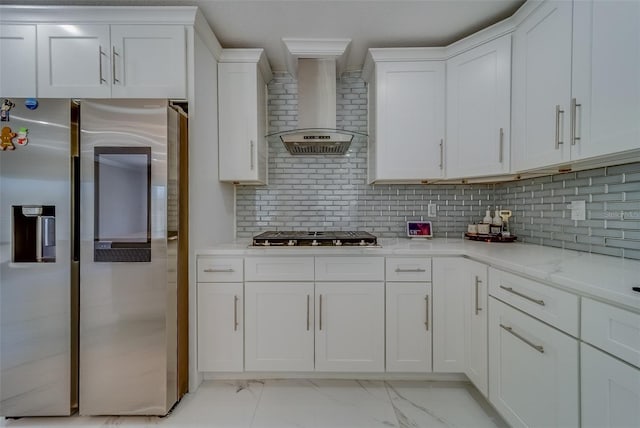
234, 71, 640, 258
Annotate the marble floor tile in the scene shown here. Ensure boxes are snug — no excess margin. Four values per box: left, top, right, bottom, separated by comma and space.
385, 381, 506, 428
250, 379, 398, 428
1, 379, 504, 428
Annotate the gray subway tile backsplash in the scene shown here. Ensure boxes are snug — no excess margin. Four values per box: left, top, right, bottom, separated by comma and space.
235, 71, 640, 260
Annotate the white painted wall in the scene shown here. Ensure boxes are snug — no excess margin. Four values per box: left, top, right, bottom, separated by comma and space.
188, 30, 235, 392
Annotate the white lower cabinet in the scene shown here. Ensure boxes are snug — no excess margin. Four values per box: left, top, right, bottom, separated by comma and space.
315, 282, 385, 372
244, 282, 314, 371
197, 283, 243, 372
488, 297, 579, 428
581, 342, 640, 428
463, 260, 488, 397
432, 258, 466, 372
386, 283, 432, 372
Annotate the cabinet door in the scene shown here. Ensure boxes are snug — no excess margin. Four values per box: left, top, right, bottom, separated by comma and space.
110, 25, 186, 98
197, 283, 243, 372
511, 1, 572, 171
37, 24, 111, 98
571, 0, 640, 160
386, 282, 432, 372
446, 35, 511, 178
244, 282, 314, 371
581, 343, 640, 428
218, 62, 264, 183
489, 298, 579, 428
315, 282, 384, 372
372, 61, 445, 181
464, 260, 488, 397
0, 25, 36, 97
432, 258, 466, 372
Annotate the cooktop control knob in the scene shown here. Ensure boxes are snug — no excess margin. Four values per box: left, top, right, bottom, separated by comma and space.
334, 240, 342, 246
288, 240, 295, 246
360, 240, 366, 246
312, 240, 319, 246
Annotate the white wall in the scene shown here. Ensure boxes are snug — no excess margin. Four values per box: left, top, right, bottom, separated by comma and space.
188, 31, 235, 392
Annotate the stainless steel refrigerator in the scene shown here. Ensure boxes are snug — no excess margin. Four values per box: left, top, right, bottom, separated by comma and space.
0, 99, 188, 417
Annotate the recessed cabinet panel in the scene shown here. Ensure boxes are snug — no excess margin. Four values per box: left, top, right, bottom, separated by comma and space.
488, 267, 579, 336
368, 60, 445, 182
0, 25, 36, 97
488, 297, 579, 428
571, 0, 640, 160
315, 282, 384, 372
244, 282, 314, 371
446, 35, 511, 178
197, 283, 243, 372
37, 24, 111, 98
315, 256, 384, 281
581, 343, 640, 428
512, 0, 573, 171
218, 58, 268, 184
110, 25, 186, 98
581, 297, 640, 367
386, 283, 432, 372
432, 258, 466, 372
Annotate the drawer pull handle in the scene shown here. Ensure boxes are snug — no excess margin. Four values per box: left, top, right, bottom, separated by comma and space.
319, 294, 323, 331
306, 294, 310, 331
204, 268, 234, 273
112, 46, 120, 84
424, 295, 429, 331
233, 295, 239, 331
475, 276, 482, 315
500, 285, 545, 306
395, 268, 426, 273
500, 324, 544, 354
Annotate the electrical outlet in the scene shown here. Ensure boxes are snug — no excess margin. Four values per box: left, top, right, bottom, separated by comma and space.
427, 203, 437, 217
570, 200, 586, 221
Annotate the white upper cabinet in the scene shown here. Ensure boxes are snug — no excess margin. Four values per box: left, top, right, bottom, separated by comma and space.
37, 24, 112, 98
446, 35, 512, 178
571, 0, 640, 160
512, 0, 573, 171
218, 50, 271, 184
110, 25, 186, 98
364, 51, 445, 183
37, 24, 186, 98
512, 0, 640, 172
0, 25, 36, 97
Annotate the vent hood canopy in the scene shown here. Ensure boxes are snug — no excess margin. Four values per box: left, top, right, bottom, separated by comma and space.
268, 39, 367, 155
270, 128, 367, 155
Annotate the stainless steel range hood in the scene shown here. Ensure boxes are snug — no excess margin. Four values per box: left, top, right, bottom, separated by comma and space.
268, 58, 366, 155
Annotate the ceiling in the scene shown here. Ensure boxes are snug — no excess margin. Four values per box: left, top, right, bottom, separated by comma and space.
4, 0, 526, 72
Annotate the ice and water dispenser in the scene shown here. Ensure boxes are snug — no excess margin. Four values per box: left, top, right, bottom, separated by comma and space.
12, 205, 56, 263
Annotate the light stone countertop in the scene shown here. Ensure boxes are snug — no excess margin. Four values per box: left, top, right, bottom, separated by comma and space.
197, 238, 640, 313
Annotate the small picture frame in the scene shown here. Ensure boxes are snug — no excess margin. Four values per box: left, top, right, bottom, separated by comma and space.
407, 221, 433, 238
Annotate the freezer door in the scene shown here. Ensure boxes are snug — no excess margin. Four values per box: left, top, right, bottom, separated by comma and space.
0, 99, 73, 417
79, 99, 176, 415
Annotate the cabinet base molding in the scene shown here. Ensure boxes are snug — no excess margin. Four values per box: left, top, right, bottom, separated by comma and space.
202, 372, 467, 382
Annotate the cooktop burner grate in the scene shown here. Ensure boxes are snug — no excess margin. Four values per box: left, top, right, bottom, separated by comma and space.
252, 231, 378, 247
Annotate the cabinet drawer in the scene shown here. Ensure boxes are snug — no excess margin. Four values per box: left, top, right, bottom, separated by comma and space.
582, 298, 640, 368
386, 257, 431, 282
245, 257, 314, 281
489, 268, 579, 337
198, 257, 243, 282
315, 257, 384, 281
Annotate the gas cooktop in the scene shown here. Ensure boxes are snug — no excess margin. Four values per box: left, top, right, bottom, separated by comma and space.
252, 231, 378, 247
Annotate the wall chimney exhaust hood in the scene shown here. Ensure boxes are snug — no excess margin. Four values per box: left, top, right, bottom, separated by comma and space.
268, 39, 367, 155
